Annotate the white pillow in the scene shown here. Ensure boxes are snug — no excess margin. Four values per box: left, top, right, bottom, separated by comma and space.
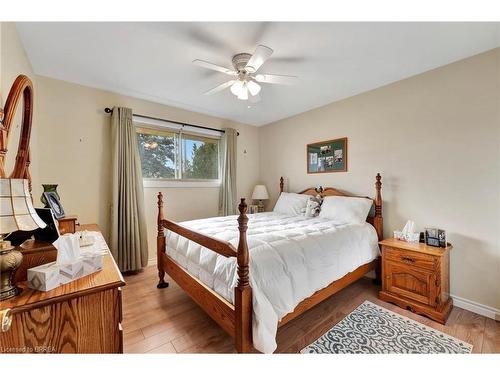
319, 196, 373, 225
273, 192, 310, 216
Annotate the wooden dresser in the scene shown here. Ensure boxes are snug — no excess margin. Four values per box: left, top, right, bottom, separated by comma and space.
378, 238, 452, 324
0, 224, 125, 353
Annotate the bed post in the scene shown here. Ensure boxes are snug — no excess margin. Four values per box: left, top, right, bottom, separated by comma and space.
157, 192, 169, 289
374, 173, 383, 284
374, 173, 383, 240
235, 198, 252, 353
280, 176, 284, 193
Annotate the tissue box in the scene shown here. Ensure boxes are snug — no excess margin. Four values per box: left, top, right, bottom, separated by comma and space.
27, 262, 60, 292
28, 254, 104, 292
81, 252, 104, 274
58, 260, 84, 285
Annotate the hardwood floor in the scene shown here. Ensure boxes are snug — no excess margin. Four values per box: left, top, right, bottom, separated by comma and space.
122, 265, 500, 353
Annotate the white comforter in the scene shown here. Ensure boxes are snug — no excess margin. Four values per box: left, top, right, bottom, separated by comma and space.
165, 212, 379, 353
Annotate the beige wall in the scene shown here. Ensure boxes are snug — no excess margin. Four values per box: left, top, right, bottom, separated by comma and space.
0, 23, 39, 192
259, 49, 500, 310
34, 76, 260, 260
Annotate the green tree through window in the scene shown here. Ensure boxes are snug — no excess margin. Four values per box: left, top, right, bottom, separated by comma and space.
183, 140, 218, 179
137, 132, 175, 178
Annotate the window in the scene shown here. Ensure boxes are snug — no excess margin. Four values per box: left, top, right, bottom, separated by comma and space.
136, 126, 220, 182
181, 134, 219, 180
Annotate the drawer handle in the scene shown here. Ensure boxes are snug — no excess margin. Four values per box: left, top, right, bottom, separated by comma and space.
401, 256, 416, 263
1, 308, 12, 332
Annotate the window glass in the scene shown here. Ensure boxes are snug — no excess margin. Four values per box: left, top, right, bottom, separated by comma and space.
136, 127, 176, 179
181, 134, 219, 180
136, 127, 219, 181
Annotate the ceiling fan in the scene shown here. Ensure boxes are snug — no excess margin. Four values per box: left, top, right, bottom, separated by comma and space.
193, 45, 298, 102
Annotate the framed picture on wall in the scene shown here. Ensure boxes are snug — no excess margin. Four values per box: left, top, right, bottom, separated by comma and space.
307, 137, 348, 173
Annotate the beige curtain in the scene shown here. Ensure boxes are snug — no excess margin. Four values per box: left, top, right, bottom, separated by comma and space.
110, 107, 148, 272
219, 128, 237, 216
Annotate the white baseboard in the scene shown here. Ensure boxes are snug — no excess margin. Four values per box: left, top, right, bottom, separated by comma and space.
451, 294, 500, 321
147, 257, 157, 267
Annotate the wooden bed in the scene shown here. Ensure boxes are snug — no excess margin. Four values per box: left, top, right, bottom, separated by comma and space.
156, 174, 383, 353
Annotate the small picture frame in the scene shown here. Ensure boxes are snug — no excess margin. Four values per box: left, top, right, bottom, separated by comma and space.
43, 191, 66, 219
424, 227, 447, 248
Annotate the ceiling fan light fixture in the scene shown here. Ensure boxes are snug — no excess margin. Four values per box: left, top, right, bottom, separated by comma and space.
247, 80, 261, 96
237, 83, 249, 100
230, 80, 244, 96
194, 44, 296, 102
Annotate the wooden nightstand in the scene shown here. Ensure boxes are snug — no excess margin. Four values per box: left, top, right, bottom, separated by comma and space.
378, 238, 453, 324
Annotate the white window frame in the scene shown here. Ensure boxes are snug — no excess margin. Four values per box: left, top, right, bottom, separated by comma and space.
134, 116, 222, 188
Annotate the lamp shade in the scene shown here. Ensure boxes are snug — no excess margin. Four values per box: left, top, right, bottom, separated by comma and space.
251, 185, 269, 200
0, 178, 47, 234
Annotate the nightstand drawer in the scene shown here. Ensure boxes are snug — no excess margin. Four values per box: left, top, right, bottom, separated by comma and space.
384, 246, 435, 271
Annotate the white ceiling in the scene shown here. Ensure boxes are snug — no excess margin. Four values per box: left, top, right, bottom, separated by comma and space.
16, 22, 500, 126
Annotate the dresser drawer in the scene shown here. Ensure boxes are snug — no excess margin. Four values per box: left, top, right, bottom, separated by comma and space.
383, 246, 436, 271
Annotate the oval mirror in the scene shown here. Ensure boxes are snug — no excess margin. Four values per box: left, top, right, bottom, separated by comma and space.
0, 75, 34, 191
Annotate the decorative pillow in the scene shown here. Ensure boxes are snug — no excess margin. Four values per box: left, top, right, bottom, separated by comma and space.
304, 195, 323, 217
273, 192, 311, 216
319, 196, 373, 224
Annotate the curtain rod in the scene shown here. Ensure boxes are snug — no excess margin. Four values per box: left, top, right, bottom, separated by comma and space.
104, 108, 239, 136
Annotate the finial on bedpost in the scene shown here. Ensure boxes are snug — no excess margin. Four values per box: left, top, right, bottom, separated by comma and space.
157, 192, 169, 289
235, 197, 252, 352
280, 177, 284, 193
237, 198, 249, 288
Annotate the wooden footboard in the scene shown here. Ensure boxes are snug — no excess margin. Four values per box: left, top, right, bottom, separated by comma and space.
156, 194, 252, 352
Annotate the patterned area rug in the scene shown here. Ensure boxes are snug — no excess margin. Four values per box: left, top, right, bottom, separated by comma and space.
301, 301, 472, 354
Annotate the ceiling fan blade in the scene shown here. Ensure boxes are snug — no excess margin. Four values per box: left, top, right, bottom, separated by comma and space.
245, 45, 273, 73
255, 73, 298, 85
204, 80, 235, 95
249, 93, 261, 103
193, 60, 237, 76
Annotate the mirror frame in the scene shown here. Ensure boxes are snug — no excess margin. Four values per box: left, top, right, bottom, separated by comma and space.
0, 75, 34, 192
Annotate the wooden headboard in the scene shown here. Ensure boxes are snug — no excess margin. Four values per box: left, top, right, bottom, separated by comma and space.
279, 174, 383, 240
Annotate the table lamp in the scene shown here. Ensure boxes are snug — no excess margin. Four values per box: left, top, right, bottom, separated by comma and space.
251, 184, 269, 213
0, 178, 47, 300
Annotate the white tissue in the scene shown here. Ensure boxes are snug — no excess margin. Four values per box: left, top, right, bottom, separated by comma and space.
395, 220, 419, 243
402, 220, 415, 237
53, 234, 81, 265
